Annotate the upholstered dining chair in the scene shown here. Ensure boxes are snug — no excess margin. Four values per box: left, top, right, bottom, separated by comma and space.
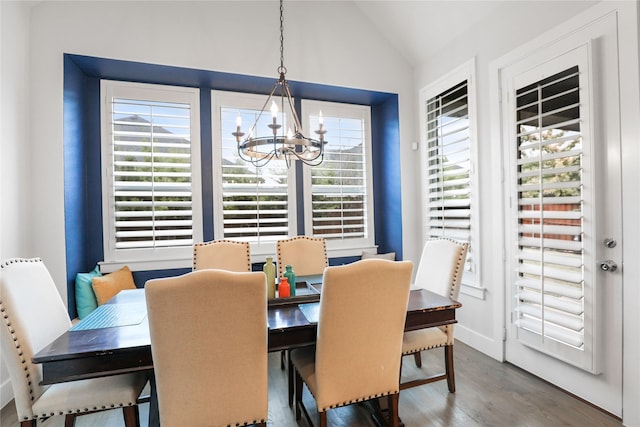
192, 239, 251, 272
276, 235, 329, 401
145, 269, 268, 427
0, 258, 148, 427
400, 238, 468, 393
290, 259, 413, 427
276, 236, 328, 278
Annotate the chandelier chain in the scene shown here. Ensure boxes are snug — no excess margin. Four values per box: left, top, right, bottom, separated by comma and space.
279, 0, 286, 76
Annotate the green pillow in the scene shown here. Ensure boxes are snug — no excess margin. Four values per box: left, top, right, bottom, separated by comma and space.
75, 265, 101, 319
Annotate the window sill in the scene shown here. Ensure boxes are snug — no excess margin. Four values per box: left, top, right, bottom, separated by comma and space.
460, 281, 486, 300
99, 258, 192, 273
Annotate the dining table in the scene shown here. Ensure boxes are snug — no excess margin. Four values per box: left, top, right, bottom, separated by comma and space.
32, 276, 461, 426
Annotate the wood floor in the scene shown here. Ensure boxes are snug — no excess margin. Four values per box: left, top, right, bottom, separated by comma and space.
1, 342, 622, 427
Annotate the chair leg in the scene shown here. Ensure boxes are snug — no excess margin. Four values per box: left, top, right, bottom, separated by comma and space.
445, 344, 455, 393
20, 420, 37, 427
413, 350, 422, 368
295, 369, 303, 420
64, 414, 77, 427
288, 352, 294, 407
281, 349, 286, 370
257, 422, 267, 427
388, 393, 400, 427
122, 405, 141, 427
319, 411, 328, 427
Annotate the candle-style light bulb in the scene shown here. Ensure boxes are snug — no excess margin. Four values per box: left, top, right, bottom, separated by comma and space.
318, 111, 324, 127
287, 128, 294, 140
270, 101, 278, 124
236, 115, 242, 128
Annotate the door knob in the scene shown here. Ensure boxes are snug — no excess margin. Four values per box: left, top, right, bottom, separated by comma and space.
600, 260, 618, 272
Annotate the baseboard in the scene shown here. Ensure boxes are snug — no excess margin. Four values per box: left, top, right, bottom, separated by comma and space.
455, 324, 504, 362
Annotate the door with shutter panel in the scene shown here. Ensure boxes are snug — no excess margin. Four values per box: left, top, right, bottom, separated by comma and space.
501, 14, 622, 415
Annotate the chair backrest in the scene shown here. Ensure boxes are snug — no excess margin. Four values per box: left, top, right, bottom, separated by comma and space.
314, 258, 413, 411
192, 239, 251, 272
145, 269, 268, 427
414, 238, 468, 300
0, 258, 72, 420
276, 236, 328, 277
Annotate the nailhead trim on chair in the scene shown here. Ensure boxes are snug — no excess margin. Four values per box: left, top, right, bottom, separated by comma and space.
305, 387, 398, 412
1, 258, 41, 409
193, 240, 251, 271
1, 257, 138, 421
226, 420, 266, 426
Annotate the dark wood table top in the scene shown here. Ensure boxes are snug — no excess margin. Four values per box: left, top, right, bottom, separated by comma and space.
33, 287, 460, 385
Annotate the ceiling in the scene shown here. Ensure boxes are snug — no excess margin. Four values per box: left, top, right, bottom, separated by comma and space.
352, 1, 512, 66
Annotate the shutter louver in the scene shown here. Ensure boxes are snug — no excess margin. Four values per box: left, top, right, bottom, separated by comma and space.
425, 81, 474, 270
514, 66, 586, 351
110, 98, 195, 250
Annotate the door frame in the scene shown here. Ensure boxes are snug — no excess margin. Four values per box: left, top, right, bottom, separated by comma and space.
488, 2, 640, 423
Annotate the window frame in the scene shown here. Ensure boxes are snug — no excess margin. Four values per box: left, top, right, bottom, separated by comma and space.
419, 59, 482, 296
100, 80, 203, 272
302, 100, 377, 257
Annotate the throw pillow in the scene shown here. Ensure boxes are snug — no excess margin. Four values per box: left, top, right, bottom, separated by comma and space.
75, 265, 101, 319
92, 265, 136, 305
361, 251, 396, 261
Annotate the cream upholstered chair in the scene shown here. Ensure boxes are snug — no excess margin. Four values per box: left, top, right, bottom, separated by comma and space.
290, 259, 413, 427
400, 238, 468, 393
145, 269, 268, 427
276, 236, 329, 378
276, 236, 328, 278
192, 239, 251, 272
0, 258, 148, 427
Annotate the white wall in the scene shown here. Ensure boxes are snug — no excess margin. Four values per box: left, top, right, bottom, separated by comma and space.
0, 0, 416, 408
411, 1, 640, 425
0, 0, 35, 409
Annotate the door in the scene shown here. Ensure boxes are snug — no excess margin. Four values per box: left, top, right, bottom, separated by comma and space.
501, 14, 622, 415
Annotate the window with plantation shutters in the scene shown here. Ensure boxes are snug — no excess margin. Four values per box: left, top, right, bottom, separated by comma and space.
302, 101, 375, 253
101, 81, 202, 269
212, 91, 296, 256
512, 62, 594, 369
420, 62, 479, 288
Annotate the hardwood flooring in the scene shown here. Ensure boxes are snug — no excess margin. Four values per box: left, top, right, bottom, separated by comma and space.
1, 342, 622, 426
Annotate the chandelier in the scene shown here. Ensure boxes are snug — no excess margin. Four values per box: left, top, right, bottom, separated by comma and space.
232, 0, 327, 167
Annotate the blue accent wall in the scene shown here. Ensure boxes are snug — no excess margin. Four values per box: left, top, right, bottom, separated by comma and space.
63, 53, 402, 317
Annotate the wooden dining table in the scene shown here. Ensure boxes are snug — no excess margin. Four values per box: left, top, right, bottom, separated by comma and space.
32, 282, 461, 426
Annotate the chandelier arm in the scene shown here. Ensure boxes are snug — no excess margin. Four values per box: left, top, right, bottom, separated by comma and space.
281, 81, 304, 133
245, 81, 282, 138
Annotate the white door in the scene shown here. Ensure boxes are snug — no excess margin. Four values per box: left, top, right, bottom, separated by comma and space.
501, 14, 623, 415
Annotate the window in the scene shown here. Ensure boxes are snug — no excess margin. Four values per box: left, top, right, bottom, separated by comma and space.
302, 101, 375, 255
212, 92, 375, 258
100, 81, 202, 270
420, 60, 479, 289
211, 91, 297, 257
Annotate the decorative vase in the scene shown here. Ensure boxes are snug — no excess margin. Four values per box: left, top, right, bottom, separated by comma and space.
278, 277, 290, 298
263, 257, 276, 299
284, 265, 296, 296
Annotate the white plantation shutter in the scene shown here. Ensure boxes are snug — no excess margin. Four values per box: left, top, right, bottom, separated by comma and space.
303, 101, 375, 251
212, 91, 296, 255
424, 80, 475, 275
513, 63, 593, 367
101, 81, 202, 266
